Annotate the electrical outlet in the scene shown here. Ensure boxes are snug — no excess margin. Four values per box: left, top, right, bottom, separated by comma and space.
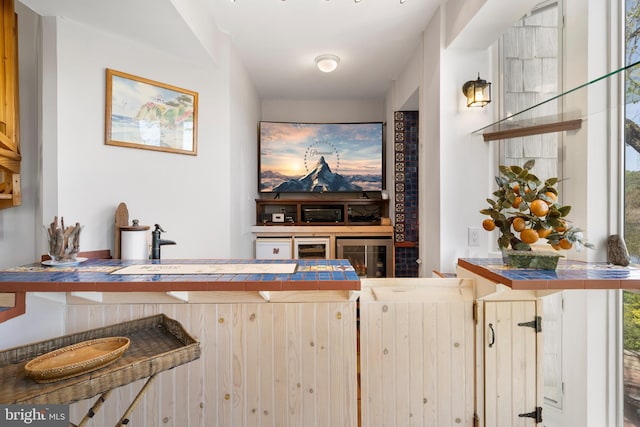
468, 227, 480, 247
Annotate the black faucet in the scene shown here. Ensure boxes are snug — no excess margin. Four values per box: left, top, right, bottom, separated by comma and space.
151, 224, 176, 260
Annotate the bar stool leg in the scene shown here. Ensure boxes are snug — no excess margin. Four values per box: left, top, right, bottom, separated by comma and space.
116, 373, 158, 426
76, 389, 113, 427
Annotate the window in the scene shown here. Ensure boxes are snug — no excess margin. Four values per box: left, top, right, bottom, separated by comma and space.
624, 1, 640, 425
499, 1, 562, 182
499, 1, 565, 411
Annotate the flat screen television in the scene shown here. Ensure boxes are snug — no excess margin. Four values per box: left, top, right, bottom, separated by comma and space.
259, 121, 384, 193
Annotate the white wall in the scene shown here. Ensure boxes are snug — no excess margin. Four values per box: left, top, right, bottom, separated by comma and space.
44, 17, 233, 259
392, 6, 494, 276
229, 46, 261, 257
261, 99, 384, 123
438, 46, 494, 274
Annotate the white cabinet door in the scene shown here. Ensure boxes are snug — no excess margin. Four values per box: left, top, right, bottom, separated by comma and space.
255, 237, 292, 259
483, 300, 542, 427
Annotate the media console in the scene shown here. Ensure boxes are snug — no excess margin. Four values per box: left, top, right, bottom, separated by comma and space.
255, 198, 389, 226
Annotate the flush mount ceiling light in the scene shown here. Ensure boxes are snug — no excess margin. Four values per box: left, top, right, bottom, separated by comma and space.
250, 0, 408, 3
462, 73, 492, 107
315, 54, 340, 73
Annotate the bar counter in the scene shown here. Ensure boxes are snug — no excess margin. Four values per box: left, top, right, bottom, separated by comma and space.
0, 258, 360, 293
0, 258, 360, 426
458, 257, 640, 290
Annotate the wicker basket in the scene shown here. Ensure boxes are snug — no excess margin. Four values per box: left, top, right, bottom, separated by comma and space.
24, 336, 131, 383
0, 314, 200, 404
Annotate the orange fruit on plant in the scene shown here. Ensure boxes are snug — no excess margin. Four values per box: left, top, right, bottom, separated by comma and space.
513, 183, 520, 195
555, 220, 567, 232
530, 199, 549, 217
559, 238, 573, 250
513, 196, 523, 209
512, 217, 526, 232
544, 191, 558, 205
482, 218, 496, 231
551, 243, 562, 250
537, 227, 552, 238
520, 228, 539, 244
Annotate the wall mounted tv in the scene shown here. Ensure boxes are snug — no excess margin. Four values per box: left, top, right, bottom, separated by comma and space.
259, 121, 384, 193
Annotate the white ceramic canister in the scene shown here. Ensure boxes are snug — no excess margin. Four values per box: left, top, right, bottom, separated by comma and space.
120, 219, 150, 259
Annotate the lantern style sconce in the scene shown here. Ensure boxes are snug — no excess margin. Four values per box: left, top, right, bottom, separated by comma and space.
462, 73, 491, 107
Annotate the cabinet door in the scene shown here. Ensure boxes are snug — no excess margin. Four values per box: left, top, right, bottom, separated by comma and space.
255, 238, 292, 259
483, 300, 541, 426
0, 0, 20, 209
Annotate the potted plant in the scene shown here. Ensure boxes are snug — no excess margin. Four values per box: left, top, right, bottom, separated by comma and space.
480, 160, 593, 267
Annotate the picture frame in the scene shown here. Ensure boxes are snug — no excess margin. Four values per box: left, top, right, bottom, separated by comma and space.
105, 69, 198, 156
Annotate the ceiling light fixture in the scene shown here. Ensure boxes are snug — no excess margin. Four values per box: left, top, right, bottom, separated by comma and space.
462, 73, 492, 107
315, 54, 340, 73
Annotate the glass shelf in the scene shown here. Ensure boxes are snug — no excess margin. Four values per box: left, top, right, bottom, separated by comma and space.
473, 59, 640, 141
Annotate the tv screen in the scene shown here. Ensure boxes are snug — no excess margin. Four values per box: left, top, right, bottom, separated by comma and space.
259, 121, 384, 193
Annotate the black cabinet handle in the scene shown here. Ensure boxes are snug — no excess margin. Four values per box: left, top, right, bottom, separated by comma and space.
488, 323, 495, 348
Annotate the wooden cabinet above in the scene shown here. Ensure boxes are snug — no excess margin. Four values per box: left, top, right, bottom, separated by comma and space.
0, 0, 20, 209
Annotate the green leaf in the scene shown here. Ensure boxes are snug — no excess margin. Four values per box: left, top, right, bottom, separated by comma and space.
523, 159, 536, 170
544, 177, 559, 187
547, 210, 561, 218
547, 218, 561, 227
527, 174, 541, 187
510, 165, 523, 175
480, 208, 494, 215
523, 191, 537, 202
558, 205, 572, 216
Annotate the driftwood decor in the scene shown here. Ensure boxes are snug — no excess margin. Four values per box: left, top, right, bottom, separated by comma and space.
46, 216, 81, 262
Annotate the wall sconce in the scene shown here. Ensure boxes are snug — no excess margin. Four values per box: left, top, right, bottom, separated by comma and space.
462, 73, 491, 107
315, 54, 340, 73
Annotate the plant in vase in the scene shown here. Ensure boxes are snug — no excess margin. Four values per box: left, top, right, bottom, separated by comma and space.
480, 160, 593, 265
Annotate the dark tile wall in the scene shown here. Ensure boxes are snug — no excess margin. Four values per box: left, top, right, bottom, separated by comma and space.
393, 111, 419, 277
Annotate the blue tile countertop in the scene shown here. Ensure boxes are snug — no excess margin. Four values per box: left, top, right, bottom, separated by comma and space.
0, 259, 361, 292
458, 257, 640, 290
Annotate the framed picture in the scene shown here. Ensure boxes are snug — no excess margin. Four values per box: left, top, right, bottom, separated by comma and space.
105, 69, 198, 155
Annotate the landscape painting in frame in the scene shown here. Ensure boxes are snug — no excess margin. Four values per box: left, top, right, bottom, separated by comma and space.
105, 69, 198, 155
259, 121, 384, 193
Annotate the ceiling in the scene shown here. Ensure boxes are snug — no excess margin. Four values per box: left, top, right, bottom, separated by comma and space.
19, 0, 442, 101
205, 0, 442, 100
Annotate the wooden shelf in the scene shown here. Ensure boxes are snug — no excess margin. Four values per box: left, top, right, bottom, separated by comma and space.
481, 117, 582, 142
256, 197, 389, 226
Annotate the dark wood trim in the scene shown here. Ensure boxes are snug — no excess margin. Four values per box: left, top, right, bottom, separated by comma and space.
482, 118, 582, 142
0, 291, 25, 323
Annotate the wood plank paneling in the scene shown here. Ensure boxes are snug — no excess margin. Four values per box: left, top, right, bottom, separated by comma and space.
483, 300, 538, 427
65, 301, 356, 426
360, 284, 475, 427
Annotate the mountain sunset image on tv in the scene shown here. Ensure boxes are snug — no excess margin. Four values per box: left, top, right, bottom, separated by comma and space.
259, 121, 384, 193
